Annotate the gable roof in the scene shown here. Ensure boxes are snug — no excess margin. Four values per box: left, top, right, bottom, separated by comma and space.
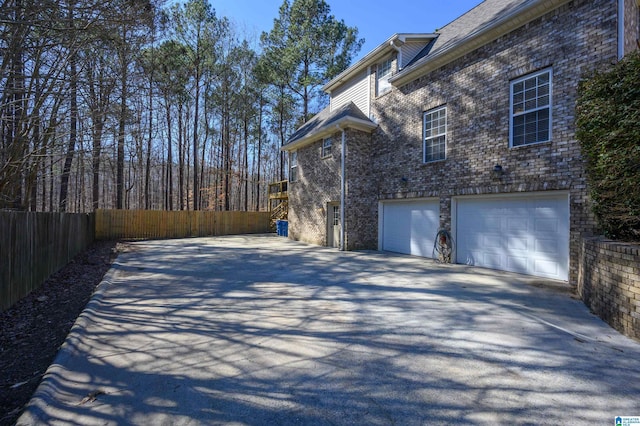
323, 0, 574, 94
322, 33, 438, 94
282, 102, 377, 152
390, 0, 572, 86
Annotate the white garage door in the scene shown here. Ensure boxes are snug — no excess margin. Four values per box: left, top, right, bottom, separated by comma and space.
381, 200, 440, 257
455, 193, 569, 280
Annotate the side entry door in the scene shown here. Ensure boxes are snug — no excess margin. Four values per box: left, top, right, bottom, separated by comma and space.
327, 203, 340, 248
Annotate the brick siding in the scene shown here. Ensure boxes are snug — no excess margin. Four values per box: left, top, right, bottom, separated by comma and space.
288, 132, 341, 246
344, 129, 377, 250
365, 0, 617, 286
578, 237, 640, 340
289, 0, 625, 287
624, 0, 640, 55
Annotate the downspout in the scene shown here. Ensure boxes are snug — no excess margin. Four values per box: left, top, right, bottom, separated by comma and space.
339, 126, 346, 251
618, 0, 625, 60
390, 39, 402, 70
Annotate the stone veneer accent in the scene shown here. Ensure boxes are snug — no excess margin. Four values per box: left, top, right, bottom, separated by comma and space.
578, 237, 640, 340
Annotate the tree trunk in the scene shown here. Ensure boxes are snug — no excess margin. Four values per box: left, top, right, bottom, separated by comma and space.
223, 101, 230, 211
256, 92, 263, 212
192, 70, 200, 210
116, 81, 126, 209
4, 0, 27, 210
145, 78, 153, 209
165, 100, 173, 210
59, 28, 78, 212
243, 111, 249, 212
92, 118, 104, 210
116, 32, 128, 210
178, 103, 185, 210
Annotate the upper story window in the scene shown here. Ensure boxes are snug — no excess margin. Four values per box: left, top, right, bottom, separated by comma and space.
423, 106, 447, 163
321, 137, 332, 158
510, 69, 552, 147
289, 151, 298, 182
376, 58, 393, 96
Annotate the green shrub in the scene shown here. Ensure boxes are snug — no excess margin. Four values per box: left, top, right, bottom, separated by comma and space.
576, 51, 640, 241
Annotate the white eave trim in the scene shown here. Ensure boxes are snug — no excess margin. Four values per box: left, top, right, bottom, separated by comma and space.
281, 117, 378, 152
323, 33, 438, 93
390, 0, 573, 87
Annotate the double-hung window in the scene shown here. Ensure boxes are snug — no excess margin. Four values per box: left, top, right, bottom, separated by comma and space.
289, 151, 298, 182
423, 106, 447, 163
510, 69, 552, 147
376, 58, 393, 96
321, 137, 332, 158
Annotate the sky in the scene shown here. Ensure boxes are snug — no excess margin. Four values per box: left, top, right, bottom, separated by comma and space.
212, 0, 484, 61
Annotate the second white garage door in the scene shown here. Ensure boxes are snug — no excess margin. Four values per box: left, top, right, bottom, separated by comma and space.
455, 193, 569, 281
380, 199, 440, 258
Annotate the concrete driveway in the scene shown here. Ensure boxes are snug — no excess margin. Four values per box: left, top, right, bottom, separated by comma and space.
18, 235, 640, 425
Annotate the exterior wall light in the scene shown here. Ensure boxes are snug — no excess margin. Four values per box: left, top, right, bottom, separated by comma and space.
492, 164, 505, 177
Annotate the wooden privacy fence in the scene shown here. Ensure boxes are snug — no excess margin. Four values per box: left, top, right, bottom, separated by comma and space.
95, 209, 271, 240
0, 211, 95, 312
1, 209, 270, 312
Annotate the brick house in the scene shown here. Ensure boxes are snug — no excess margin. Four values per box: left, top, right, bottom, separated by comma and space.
282, 0, 640, 286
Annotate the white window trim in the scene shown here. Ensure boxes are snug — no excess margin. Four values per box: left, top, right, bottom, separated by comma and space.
509, 68, 553, 148
423, 105, 447, 163
321, 137, 332, 158
290, 151, 298, 182
376, 58, 393, 96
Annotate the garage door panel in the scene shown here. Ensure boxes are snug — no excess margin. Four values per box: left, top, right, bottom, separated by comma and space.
484, 235, 502, 249
456, 194, 569, 281
507, 217, 528, 231
507, 255, 528, 273
382, 200, 439, 258
483, 252, 503, 268
535, 237, 558, 254
507, 236, 528, 251
484, 216, 502, 231
534, 259, 560, 276
535, 218, 557, 233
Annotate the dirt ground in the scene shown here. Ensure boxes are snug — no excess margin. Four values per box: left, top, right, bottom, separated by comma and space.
0, 240, 120, 426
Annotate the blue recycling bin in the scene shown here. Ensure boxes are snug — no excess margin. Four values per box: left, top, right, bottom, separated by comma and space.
276, 220, 288, 237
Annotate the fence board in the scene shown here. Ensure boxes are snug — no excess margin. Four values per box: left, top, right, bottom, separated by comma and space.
0, 212, 95, 312
95, 209, 271, 240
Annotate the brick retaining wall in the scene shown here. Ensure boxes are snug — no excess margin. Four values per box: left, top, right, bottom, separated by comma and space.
578, 237, 640, 340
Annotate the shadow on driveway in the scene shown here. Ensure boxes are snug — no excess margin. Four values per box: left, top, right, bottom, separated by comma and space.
18, 235, 640, 425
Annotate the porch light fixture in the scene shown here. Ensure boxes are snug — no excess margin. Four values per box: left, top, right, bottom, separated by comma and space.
492, 164, 505, 177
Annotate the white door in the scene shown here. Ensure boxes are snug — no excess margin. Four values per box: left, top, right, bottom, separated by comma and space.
380, 200, 440, 257
455, 193, 569, 280
327, 203, 340, 248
